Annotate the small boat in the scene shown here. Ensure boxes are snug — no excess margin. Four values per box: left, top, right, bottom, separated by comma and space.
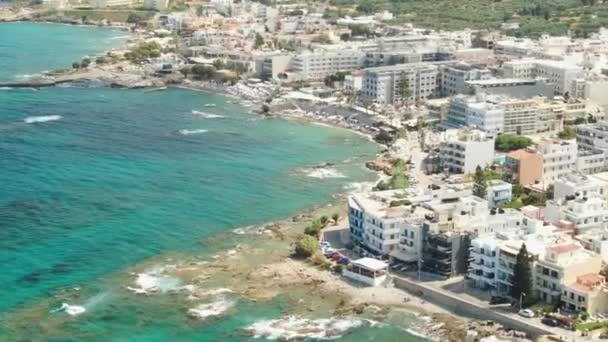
144, 86, 167, 93
204, 103, 216, 107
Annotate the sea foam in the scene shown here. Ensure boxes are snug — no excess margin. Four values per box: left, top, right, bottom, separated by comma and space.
191, 110, 224, 119
306, 168, 346, 179
187, 297, 235, 320
245, 316, 365, 340
52, 303, 86, 316
127, 270, 181, 294
179, 129, 208, 136
24, 115, 62, 124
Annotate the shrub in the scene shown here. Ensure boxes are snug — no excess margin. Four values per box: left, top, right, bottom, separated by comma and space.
311, 251, 326, 265
294, 235, 318, 258
331, 213, 340, 224
334, 264, 344, 274
95, 56, 107, 64
320, 216, 329, 226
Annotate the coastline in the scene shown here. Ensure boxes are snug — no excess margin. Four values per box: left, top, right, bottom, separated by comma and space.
0, 22, 491, 341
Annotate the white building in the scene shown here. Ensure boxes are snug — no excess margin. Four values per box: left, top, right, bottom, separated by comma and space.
362, 63, 439, 105
536, 139, 578, 185
440, 63, 492, 97
545, 194, 608, 234
487, 180, 512, 208
553, 173, 608, 201
501, 59, 584, 96
290, 50, 366, 81
343, 257, 388, 286
91, 0, 138, 8
439, 129, 495, 174
144, 0, 168, 10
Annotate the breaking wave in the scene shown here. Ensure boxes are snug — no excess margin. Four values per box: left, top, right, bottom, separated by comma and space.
191, 110, 224, 119
179, 129, 208, 136
245, 316, 366, 340
187, 297, 236, 320
306, 168, 346, 179
24, 115, 62, 124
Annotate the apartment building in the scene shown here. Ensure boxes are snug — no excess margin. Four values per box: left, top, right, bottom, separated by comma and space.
545, 194, 608, 234
255, 54, 292, 80
537, 139, 578, 185
422, 231, 471, 277
505, 149, 544, 186
348, 191, 435, 256
444, 94, 552, 135
487, 180, 512, 208
535, 243, 601, 304
553, 173, 608, 201
91, 0, 139, 8
361, 63, 439, 105
444, 94, 504, 133
466, 78, 554, 99
469, 236, 501, 289
577, 121, 608, 152
290, 50, 366, 81
561, 273, 608, 315
501, 59, 584, 96
438, 129, 495, 174
439, 63, 492, 97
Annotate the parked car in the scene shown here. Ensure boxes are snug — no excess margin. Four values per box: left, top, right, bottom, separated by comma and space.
489, 296, 511, 305
541, 317, 560, 327
518, 309, 535, 318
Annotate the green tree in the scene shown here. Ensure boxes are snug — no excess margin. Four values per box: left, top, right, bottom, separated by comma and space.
511, 244, 534, 307
95, 56, 107, 64
294, 235, 318, 258
254, 33, 265, 49
495, 134, 533, 152
312, 33, 332, 44
397, 71, 412, 106
558, 126, 576, 139
72, 62, 80, 69
80, 58, 91, 68
191, 64, 216, 80
331, 213, 340, 225
473, 165, 488, 199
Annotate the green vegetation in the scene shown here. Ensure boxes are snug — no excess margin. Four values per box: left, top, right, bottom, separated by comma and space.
294, 235, 318, 258
576, 320, 608, 332
511, 243, 535, 307
495, 134, 533, 152
328, 0, 608, 38
190, 64, 216, 80
348, 24, 372, 37
473, 166, 488, 199
303, 216, 331, 237
254, 33, 265, 49
61, 9, 154, 23
396, 71, 412, 106
312, 33, 333, 44
324, 72, 348, 87
375, 159, 410, 191
500, 184, 547, 208
331, 213, 340, 225
558, 125, 577, 139
125, 41, 162, 63
95, 56, 107, 64
80, 58, 91, 68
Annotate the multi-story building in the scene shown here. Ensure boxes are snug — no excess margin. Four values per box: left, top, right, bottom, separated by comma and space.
422, 231, 471, 277
466, 78, 555, 99
537, 139, 578, 186
469, 236, 501, 289
290, 50, 366, 81
505, 149, 544, 187
535, 243, 601, 304
487, 180, 512, 208
444, 94, 504, 134
439, 63, 492, 97
255, 54, 292, 81
553, 173, 608, 201
561, 273, 608, 315
501, 59, 584, 96
577, 121, 608, 153
91, 0, 138, 8
348, 192, 433, 256
438, 129, 495, 174
545, 194, 608, 234
361, 63, 439, 105
444, 94, 554, 135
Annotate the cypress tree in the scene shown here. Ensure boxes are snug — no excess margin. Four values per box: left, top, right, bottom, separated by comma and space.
511, 243, 534, 307
473, 165, 488, 198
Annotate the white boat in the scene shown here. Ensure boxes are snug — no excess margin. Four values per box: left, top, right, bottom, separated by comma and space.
204, 104, 216, 107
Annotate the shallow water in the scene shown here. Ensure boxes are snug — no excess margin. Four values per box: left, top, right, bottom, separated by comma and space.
0, 23, 430, 341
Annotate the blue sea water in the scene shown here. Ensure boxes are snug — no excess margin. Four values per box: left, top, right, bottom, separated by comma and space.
0, 22, 128, 81
0, 23, 427, 341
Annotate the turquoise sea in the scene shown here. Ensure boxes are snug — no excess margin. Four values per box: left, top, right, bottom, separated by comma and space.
0, 23, 426, 341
